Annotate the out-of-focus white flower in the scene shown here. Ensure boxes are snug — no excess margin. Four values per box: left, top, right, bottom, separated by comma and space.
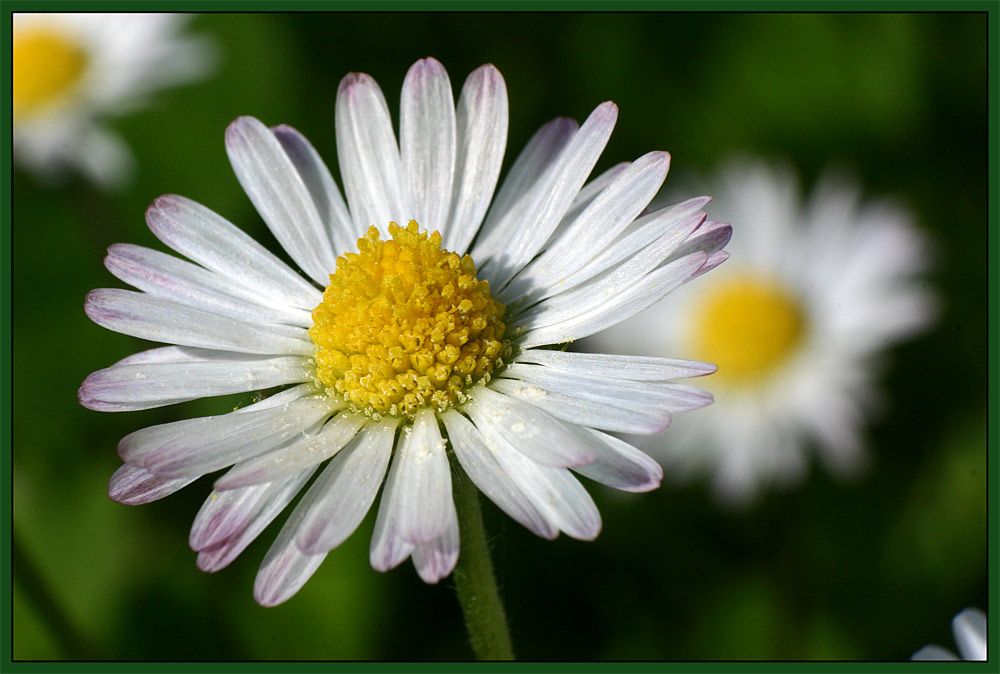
912, 608, 987, 661
80, 58, 730, 605
586, 158, 936, 505
13, 13, 216, 188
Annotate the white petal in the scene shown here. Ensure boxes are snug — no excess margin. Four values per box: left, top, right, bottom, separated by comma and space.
110, 345, 209, 366
556, 161, 632, 233
190, 481, 273, 551
369, 432, 415, 572
225, 117, 338, 285
490, 377, 670, 434
517, 217, 706, 328
105, 244, 313, 327
145, 195, 321, 310
295, 417, 400, 554
75, 124, 134, 189
514, 349, 717, 381
444, 64, 508, 252
98, 351, 315, 409
107, 463, 196, 505
952, 608, 987, 661
670, 219, 733, 260
214, 412, 367, 490
911, 646, 959, 661
271, 124, 355, 254
193, 468, 315, 573
483, 431, 601, 540
234, 382, 318, 410
386, 408, 453, 546
411, 505, 459, 584
496, 160, 633, 291
400, 58, 456, 236
571, 428, 663, 492
336, 72, 406, 233
472, 117, 578, 258
85, 288, 314, 356
500, 362, 713, 414
690, 250, 730, 281
120, 394, 339, 478
80, 354, 313, 411
252, 493, 329, 607
551, 201, 707, 295
462, 385, 596, 468
506, 151, 670, 299
519, 251, 708, 348
486, 102, 618, 290
441, 409, 557, 539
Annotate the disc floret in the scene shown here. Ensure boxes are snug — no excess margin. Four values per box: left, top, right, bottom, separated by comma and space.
310, 221, 509, 418
692, 275, 806, 383
13, 26, 88, 119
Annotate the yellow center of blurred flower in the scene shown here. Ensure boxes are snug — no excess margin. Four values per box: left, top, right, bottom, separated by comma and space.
310, 221, 509, 418
691, 275, 806, 384
13, 26, 89, 119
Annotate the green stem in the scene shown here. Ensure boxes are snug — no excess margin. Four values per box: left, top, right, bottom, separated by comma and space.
450, 458, 515, 660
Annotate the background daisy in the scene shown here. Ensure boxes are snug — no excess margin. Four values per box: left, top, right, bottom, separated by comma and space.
13, 13, 216, 188
586, 158, 937, 505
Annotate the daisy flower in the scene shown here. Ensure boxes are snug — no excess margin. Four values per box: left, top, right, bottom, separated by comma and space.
912, 608, 987, 661
13, 12, 215, 188
80, 58, 730, 606
585, 158, 935, 505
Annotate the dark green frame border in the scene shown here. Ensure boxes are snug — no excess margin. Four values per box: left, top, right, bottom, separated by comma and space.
2, 3, 996, 672
0, 1, 997, 12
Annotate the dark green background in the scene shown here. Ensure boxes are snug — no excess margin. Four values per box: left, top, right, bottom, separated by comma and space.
11, 12, 989, 661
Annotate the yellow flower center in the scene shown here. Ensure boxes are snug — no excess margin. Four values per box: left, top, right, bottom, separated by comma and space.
13, 25, 89, 119
309, 221, 509, 418
691, 275, 807, 384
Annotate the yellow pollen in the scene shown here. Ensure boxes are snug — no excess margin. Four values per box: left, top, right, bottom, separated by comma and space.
691, 275, 807, 384
309, 221, 509, 418
13, 26, 89, 119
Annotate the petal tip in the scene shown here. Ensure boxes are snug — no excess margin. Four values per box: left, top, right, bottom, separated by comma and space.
196, 552, 225, 574
409, 56, 446, 75
467, 63, 505, 91
77, 382, 104, 411
252, 578, 285, 607
338, 71, 375, 96
651, 150, 671, 169
145, 194, 179, 226
83, 288, 105, 318
270, 123, 297, 136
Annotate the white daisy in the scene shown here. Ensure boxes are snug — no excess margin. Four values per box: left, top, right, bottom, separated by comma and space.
912, 608, 987, 661
585, 158, 935, 505
80, 58, 730, 606
13, 12, 215, 188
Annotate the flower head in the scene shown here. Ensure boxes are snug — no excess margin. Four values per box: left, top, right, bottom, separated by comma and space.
586, 158, 936, 505
81, 58, 730, 605
13, 13, 215, 187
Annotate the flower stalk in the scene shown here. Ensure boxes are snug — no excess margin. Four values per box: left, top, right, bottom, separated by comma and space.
450, 457, 515, 660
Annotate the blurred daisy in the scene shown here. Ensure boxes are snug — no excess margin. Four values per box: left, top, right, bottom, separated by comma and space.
13, 13, 215, 188
586, 158, 935, 505
912, 608, 987, 661
80, 58, 730, 605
